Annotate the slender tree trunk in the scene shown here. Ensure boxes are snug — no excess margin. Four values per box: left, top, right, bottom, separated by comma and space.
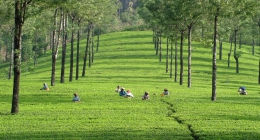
170, 39, 173, 78
228, 34, 233, 67
91, 24, 94, 64
234, 29, 239, 73
51, 8, 61, 86
235, 57, 239, 73
180, 30, 184, 85
76, 18, 81, 80
175, 34, 178, 82
60, 10, 67, 83
82, 23, 91, 76
89, 23, 93, 67
166, 37, 169, 73
69, 15, 75, 82
187, 25, 192, 88
159, 32, 162, 62
211, 9, 219, 101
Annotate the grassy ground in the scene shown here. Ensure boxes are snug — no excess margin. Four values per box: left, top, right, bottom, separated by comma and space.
0, 31, 259, 140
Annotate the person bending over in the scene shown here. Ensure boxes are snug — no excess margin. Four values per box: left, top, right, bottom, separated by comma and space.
72, 93, 80, 102
142, 91, 149, 100
40, 83, 49, 91
119, 87, 127, 97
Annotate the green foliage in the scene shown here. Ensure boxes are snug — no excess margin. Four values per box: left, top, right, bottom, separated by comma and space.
0, 31, 259, 139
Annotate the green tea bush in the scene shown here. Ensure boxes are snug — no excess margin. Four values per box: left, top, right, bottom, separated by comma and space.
0, 31, 259, 140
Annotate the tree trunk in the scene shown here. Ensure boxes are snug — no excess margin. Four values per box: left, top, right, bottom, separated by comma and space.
89, 24, 93, 67
234, 29, 239, 73
211, 9, 219, 101
175, 34, 178, 82
228, 34, 233, 67
170, 39, 173, 78
187, 25, 192, 88
166, 37, 169, 73
82, 23, 91, 76
51, 8, 61, 86
11, 0, 29, 114
235, 57, 239, 73
180, 30, 184, 85
91, 24, 94, 64
60, 10, 67, 83
156, 32, 159, 55
76, 18, 81, 80
159, 32, 162, 62
69, 16, 75, 82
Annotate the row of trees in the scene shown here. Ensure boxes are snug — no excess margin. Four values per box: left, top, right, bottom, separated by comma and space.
138, 0, 260, 101
0, 0, 122, 114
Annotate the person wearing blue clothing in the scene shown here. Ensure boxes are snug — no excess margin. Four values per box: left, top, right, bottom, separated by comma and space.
238, 86, 247, 95
40, 83, 49, 91
119, 87, 127, 96
163, 88, 170, 95
72, 93, 80, 102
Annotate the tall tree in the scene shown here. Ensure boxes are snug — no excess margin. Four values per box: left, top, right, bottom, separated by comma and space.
68, 12, 77, 82
51, 8, 62, 86
11, 0, 32, 114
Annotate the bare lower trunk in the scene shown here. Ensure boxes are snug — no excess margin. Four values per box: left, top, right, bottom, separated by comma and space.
69, 17, 75, 82
211, 9, 219, 101
51, 8, 60, 86
166, 37, 169, 73
60, 10, 67, 83
76, 19, 81, 80
175, 34, 178, 82
82, 23, 91, 76
12, 1, 27, 114
180, 30, 184, 85
187, 26, 192, 88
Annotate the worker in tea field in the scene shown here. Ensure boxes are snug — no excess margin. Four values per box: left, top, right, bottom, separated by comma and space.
72, 93, 80, 102
115, 85, 120, 93
160, 88, 170, 96
238, 86, 247, 95
119, 87, 127, 96
40, 83, 49, 91
125, 89, 134, 98
142, 91, 149, 100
